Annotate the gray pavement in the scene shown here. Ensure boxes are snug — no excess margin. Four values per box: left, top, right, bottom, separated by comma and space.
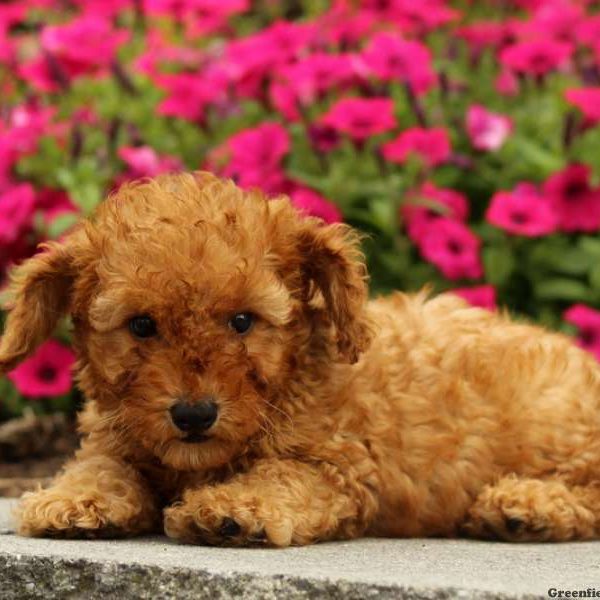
0, 498, 597, 599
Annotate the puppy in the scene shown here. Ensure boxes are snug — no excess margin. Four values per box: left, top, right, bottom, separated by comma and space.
2, 172, 600, 546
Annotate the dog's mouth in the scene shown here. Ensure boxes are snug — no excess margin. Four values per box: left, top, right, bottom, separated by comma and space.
181, 432, 211, 444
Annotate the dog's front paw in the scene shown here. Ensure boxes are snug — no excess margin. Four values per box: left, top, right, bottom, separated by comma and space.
17, 487, 154, 538
163, 487, 295, 547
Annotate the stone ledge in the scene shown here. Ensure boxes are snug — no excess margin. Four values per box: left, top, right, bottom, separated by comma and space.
0, 499, 595, 600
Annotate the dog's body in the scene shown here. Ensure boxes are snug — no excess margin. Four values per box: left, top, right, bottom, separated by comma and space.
2, 172, 600, 545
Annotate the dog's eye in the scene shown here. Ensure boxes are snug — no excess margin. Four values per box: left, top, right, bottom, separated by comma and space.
229, 312, 254, 335
128, 315, 157, 339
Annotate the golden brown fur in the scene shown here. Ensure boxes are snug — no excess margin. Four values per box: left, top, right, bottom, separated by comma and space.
3, 172, 600, 545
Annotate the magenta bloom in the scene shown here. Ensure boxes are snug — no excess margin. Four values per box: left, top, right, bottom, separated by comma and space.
270, 53, 356, 121
486, 185, 558, 237
8, 339, 76, 397
212, 123, 290, 193
382, 127, 451, 168
289, 186, 342, 224
118, 146, 183, 179
543, 164, 600, 233
494, 69, 519, 97
451, 285, 497, 311
157, 69, 229, 123
403, 182, 468, 242
360, 33, 436, 95
457, 21, 509, 51
565, 88, 600, 124
576, 14, 600, 47
0, 183, 36, 246
36, 189, 78, 223
361, 0, 458, 33
145, 0, 249, 36
417, 218, 483, 280
20, 17, 130, 91
320, 97, 396, 141
224, 21, 317, 99
499, 39, 573, 76
564, 304, 600, 362
466, 105, 513, 152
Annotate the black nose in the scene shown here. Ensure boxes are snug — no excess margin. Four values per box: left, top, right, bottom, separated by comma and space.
170, 398, 218, 433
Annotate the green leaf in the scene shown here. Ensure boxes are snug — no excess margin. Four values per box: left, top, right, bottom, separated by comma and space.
534, 279, 591, 302
47, 213, 79, 239
483, 246, 515, 286
589, 265, 600, 292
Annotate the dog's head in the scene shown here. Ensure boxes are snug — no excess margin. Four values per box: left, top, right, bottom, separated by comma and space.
0, 173, 372, 470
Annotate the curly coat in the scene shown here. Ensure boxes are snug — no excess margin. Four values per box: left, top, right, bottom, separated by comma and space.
2, 172, 600, 546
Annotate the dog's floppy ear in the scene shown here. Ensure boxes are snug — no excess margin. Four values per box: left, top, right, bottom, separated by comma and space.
0, 239, 77, 373
296, 219, 374, 364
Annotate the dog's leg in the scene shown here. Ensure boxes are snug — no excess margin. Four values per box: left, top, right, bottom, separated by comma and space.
163, 458, 376, 547
461, 475, 600, 541
16, 455, 159, 538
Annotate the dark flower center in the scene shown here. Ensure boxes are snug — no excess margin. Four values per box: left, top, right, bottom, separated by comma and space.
387, 55, 407, 71
530, 53, 552, 71
351, 117, 374, 130
511, 211, 529, 224
447, 240, 463, 255
564, 181, 587, 200
37, 365, 57, 382
579, 328, 597, 347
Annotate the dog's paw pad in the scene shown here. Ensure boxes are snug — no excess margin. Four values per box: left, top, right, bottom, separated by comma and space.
504, 517, 524, 534
219, 518, 242, 538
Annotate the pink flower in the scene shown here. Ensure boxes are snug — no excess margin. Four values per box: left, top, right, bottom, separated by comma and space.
543, 164, 600, 233
157, 69, 229, 123
223, 21, 317, 99
134, 30, 204, 79
576, 14, 600, 47
495, 69, 520, 96
71, 0, 132, 17
417, 218, 483, 280
466, 105, 513, 152
210, 123, 290, 193
499, 39, 573, 76
317, 7, 377, 47
486, 185, 558, 237
0, 184, 36, 246
361, 0, 458, 34
457, 21, 510, 52
402, 181, 468, 242
524, 2, 583, 41
20, 17, 130, 91
382, 127, 451, 168
144, 0, 249, 36
8, 339, 76, 397
289, 186, 342, 224
565, 88, 600, 124
320, 97, 397, 141
451, 285, 497, 310
118, 146, 183, 179
360, 33, 436, 95
270, 54, 357, 121
36, 189, 78, 223
564, 304, 600, 362
308, 124, 341, 153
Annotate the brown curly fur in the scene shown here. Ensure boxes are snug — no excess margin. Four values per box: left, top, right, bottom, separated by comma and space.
3, 172, 600, 546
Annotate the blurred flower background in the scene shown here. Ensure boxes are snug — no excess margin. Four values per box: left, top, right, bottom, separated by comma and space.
1, 0, 600, 421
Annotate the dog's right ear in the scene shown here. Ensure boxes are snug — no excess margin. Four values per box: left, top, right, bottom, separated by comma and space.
0, 238, 77, 374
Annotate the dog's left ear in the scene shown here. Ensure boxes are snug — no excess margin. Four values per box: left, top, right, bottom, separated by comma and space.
296, 220, 374, 364
0, 238, 77, 373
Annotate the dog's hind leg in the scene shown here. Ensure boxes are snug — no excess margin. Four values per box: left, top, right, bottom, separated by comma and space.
460, 475, 600, 541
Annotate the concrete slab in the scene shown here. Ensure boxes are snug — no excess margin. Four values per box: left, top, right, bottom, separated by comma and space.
0, 498, 598, 599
